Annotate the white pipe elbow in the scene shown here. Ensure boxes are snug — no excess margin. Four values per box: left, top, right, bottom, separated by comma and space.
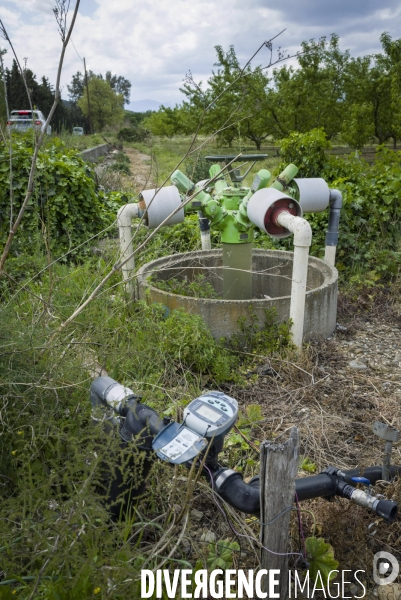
117, 203, 140, 228
275, 212, 312, 247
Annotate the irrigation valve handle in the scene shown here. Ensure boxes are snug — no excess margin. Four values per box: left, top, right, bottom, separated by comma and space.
323, 466, 398, 523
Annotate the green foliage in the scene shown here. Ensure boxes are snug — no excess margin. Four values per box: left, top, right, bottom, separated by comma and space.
237, 403, 263, 428
150, 273, 217, 298
229, 307, 293, 354
184, 153, 211, 183
110, 151, 132, 174
0, 136, 121, 267
207, 539, 240, 569
78, 76, 125, 131
279, 128, 331, 177
301, 457, 317, 473
134, 214, 204, 268
117, 125, 150, 143
143, 106, 184, 138
305, 537, 339, 583
341, 103, 375, 150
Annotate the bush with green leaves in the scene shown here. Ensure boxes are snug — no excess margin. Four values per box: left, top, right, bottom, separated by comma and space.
0, 136, 122, 263
110, 151, 132, 174
279, 128, 332, 177
277, 130, 401, 278
184, 152, 211, 183
117, 126, 150, 143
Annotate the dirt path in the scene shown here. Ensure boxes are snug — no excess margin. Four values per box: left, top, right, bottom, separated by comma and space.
124, 147, 156, 190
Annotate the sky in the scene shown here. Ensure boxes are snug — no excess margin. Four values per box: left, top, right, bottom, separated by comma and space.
1, 0, 401, 111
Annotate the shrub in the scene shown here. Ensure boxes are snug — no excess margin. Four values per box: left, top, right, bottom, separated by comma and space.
279, 128, 332, 177
0, 136, 123, 261
277, 131, 401, 278
117, 126, 150, 143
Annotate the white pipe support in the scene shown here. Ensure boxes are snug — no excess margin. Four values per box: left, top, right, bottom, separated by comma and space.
275, 211, 312, 351
117, 203, 140, 297
200, 230, 212, 250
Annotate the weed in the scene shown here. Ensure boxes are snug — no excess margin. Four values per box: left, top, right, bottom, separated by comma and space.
150, 273, 217, 298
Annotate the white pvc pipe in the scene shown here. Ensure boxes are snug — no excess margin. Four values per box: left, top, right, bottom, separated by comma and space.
200, 229, 212, 250
275, 212, 312, 351
117, 203, 140, 296
324, 245, 337, 267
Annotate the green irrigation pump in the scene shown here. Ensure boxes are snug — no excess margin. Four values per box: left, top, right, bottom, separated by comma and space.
118, 154, 341, 348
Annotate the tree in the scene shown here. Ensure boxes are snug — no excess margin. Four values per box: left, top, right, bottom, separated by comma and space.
181, 45, 274, 149
77, 76, 124, 131
67, 70, 87, 103
68, 70, 131, 105
143, 106, 184, 138
378, 32, 401, 147
341, 103, 375, 150
269, 35, 350, 140
104, 71, 131, 105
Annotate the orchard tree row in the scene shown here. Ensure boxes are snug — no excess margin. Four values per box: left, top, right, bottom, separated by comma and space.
144, 33, 401, 149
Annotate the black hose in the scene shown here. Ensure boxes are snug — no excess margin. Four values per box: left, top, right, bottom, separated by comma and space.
90, 378, 400, 522
208, 465, 401, 519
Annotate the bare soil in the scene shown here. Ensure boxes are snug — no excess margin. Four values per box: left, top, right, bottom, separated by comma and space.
124, 147, 155, 190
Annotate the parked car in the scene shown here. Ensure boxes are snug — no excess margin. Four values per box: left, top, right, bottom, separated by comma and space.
6, 109, 51, 135
72, 126, 84, 135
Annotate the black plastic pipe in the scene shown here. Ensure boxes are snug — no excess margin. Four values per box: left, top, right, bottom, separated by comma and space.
89, 379, 400, 522
208, 464, 401, 521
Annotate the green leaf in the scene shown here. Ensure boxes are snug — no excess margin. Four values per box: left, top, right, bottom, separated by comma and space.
306, 537, 339, 583
246, 403, 262, 424
207, 539, 240, 570
300, 457, 317, 473
0, 587, 15, 600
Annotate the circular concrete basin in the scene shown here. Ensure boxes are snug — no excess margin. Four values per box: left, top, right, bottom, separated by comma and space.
136, 249, 338, 340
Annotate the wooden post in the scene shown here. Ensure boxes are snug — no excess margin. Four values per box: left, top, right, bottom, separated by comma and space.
260, 427, 300, 599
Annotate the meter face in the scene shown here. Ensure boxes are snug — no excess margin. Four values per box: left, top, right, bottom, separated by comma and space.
183, 391, 239, 438
196, 404, 222, 423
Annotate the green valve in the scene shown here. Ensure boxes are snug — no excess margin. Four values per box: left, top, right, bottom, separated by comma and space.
271, 164, 298, 192
171, 170, 194, 193
209, 164, 223, 179
251, 169, 271, 192
171, 169, 210, 206
171, 161, 300, 247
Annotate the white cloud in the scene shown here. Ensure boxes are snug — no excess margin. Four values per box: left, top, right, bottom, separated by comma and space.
1, 0, 401, 105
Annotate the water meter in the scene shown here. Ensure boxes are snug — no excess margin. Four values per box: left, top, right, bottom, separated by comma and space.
152, 391, 239, 465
